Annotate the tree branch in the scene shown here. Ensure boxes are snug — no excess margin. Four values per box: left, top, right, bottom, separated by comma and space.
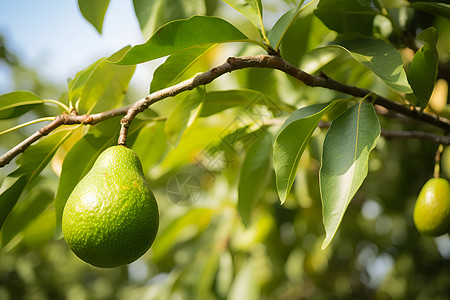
380, 129, 450, 144
0, 108, 129, 167
318, 121, 450, 144
2, 54, 450, 167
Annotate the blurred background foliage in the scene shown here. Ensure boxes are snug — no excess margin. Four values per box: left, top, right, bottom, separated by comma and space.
1, 0, 450, 299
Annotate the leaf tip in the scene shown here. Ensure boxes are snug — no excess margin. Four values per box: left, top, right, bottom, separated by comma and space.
321, 235, 332, 250
277, 189, 287, 205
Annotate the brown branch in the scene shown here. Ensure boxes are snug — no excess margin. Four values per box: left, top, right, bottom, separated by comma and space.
380, 129, 450, 144
318, 121, 450, 145
0, 108, 129, 167
252, 56, 450, 131
117, 55, 450, 145
2, 54, 450, 167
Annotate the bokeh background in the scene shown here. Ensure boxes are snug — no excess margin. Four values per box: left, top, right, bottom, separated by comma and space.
1, 1, 450, 299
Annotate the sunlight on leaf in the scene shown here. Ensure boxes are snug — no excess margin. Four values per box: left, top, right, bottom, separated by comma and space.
78, 0, 111, 34
274, 101, 339, 203
0, 91, 44, 119
116, 16, 249, 65
131, 121, 168, 171
268, 0, 314, 50
78, 47, 135, 114
165, 87, 205, 146
320, 101, 380, 249
0, 129, 74, 230
2, 189, 53, 247
133, 0, 165, 37
200, 89, 283, 117
221, 0, 264, 35
150, 45, 214, 93
12, 130, 74, 179
329, 38, 413, 93
314, 0, 376, 35
406, 27, 439, 109
0, 175, 28, 230
238, 132, 272, 226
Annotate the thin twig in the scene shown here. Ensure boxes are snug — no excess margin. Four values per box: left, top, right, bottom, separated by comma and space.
381, 129, 450, 145
2, 55, 450, 167
0, 117, 55, 136
0, 109, 127, 167
434, 144, 444, 178
318, 121, 450, 145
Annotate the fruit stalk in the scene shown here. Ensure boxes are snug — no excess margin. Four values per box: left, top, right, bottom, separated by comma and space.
434, 144, 444, 178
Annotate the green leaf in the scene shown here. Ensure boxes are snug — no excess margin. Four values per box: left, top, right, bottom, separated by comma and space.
78, 0, 111, 34
410, 2, 450, 19
200, 89, 281, 117
133, 0, 165, 36
165, 87, 205, 146
0, 175, 28, 229
238, 132, 272, 226
217, 125, 267, 157
78, 47, 136, 114
1, 189, 53, 247
116, 16, 248, 65
314, 0, 377, 35
133, 0, 207, 37
299, 46, 342, 74
273, 101, 338, 203
221, 0, 264, 32
131, 121, 168, 171
329, 38, 413, 93
244, 68, 279, 100
406, 27, 439, 109
13, 130, 74, 178
159, 124, 225, 173
1, 129, 73, 230
268, 8, 297, 50
268, 0, 313, 50
13, 130, 73, 176
68, 59, 102, 107
150, 45, 214, 93
279, 14, 314, 66
320, 101, 380, 249
0, 91, 44, 119
21, 208, 56, 247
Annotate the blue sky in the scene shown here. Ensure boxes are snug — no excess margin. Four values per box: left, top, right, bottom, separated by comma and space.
0, 0, 298, 96
0, 0, 150, 93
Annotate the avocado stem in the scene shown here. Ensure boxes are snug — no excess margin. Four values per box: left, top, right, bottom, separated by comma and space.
433, 144, 444, 178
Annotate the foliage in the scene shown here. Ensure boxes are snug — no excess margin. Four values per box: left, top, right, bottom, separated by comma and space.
1, 0, 450, 299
